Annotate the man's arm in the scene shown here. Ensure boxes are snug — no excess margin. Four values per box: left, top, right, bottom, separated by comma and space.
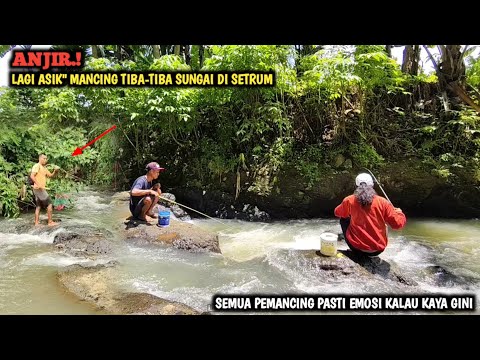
46, 166, 59, 178
131, 188, 158, 197
131, 179, 157, 197
30, 172, 39, 188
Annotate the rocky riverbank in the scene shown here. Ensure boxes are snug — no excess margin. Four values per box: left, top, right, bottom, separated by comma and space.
10, 189, 447, 315
172, 160, 480, 220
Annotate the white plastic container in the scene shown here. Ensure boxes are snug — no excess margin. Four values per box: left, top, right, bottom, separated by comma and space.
320, 232, 338, 257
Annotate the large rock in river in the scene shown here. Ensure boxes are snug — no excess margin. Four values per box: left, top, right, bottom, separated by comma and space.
110, 191, 191, 221
53, 225, 114, 257
57, 261, 201, 315
273, 248, 418, 288
122, 219, 221, 254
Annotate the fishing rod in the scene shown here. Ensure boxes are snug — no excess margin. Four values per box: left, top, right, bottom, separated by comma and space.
363, 168, 392, 204
159, 196, 231, 227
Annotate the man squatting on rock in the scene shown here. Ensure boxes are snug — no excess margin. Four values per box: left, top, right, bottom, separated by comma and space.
129, 162, 164, 222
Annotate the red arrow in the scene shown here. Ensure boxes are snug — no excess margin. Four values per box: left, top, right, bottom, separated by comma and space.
72, 125, 117, 156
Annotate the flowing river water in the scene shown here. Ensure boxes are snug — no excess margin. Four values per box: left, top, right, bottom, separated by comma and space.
0, 190, 479, 314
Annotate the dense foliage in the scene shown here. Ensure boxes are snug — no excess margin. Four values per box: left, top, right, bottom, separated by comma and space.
1, 45, 480, 217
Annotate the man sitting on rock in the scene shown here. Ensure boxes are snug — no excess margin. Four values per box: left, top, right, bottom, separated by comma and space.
129, 162, 164, 222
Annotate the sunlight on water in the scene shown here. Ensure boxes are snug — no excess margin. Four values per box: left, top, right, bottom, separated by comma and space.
22, 251, 108, 267
1, 190, 479, 314
74, 195, 111, 211
0, 231, 59, 245
0, 243, 101, 314
196, 218, 341, 262
219, 225, 289, 262
399, 219, 480, 242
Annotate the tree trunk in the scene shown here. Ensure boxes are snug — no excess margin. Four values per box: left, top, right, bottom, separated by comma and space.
401, 45, 420, 75
160, 45, 168, 55
386, 45, 392, 58
152, 45, 161, 59
184, 45, 191, 65
115, 45, 121, 60
92, 45, 100, 58
439, 45, 479, 112
199, 45, 204, 68
423, 45, 480, 114
174, 45, 181, 56
412, 45, 420, 75
295, 45, 323, 58
122, 45, 134, 60
439, 45, 466, 84
92, 45, 105, 58
449, 81, 480, 113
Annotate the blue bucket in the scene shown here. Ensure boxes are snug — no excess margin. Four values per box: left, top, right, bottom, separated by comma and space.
158, 211, 170, 227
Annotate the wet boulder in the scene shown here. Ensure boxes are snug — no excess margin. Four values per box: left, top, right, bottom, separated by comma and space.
122, 219, 221, 254
157, 193, 191, 221
57, 262, 202, 315
338, 250, 418, 286
53, 225, 114, 257
274, 248, 418, 288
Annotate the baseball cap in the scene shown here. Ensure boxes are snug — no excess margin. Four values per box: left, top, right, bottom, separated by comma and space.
355, 173, 374, 187
146, 162, 165, 171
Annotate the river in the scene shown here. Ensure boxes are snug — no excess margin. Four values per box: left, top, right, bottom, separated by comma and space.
0, 190, 479, 314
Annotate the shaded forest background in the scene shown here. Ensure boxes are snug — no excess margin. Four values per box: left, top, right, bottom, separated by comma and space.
1, 44, 480, 218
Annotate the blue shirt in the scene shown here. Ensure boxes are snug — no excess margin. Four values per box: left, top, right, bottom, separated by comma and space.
129, 175, 152, 205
